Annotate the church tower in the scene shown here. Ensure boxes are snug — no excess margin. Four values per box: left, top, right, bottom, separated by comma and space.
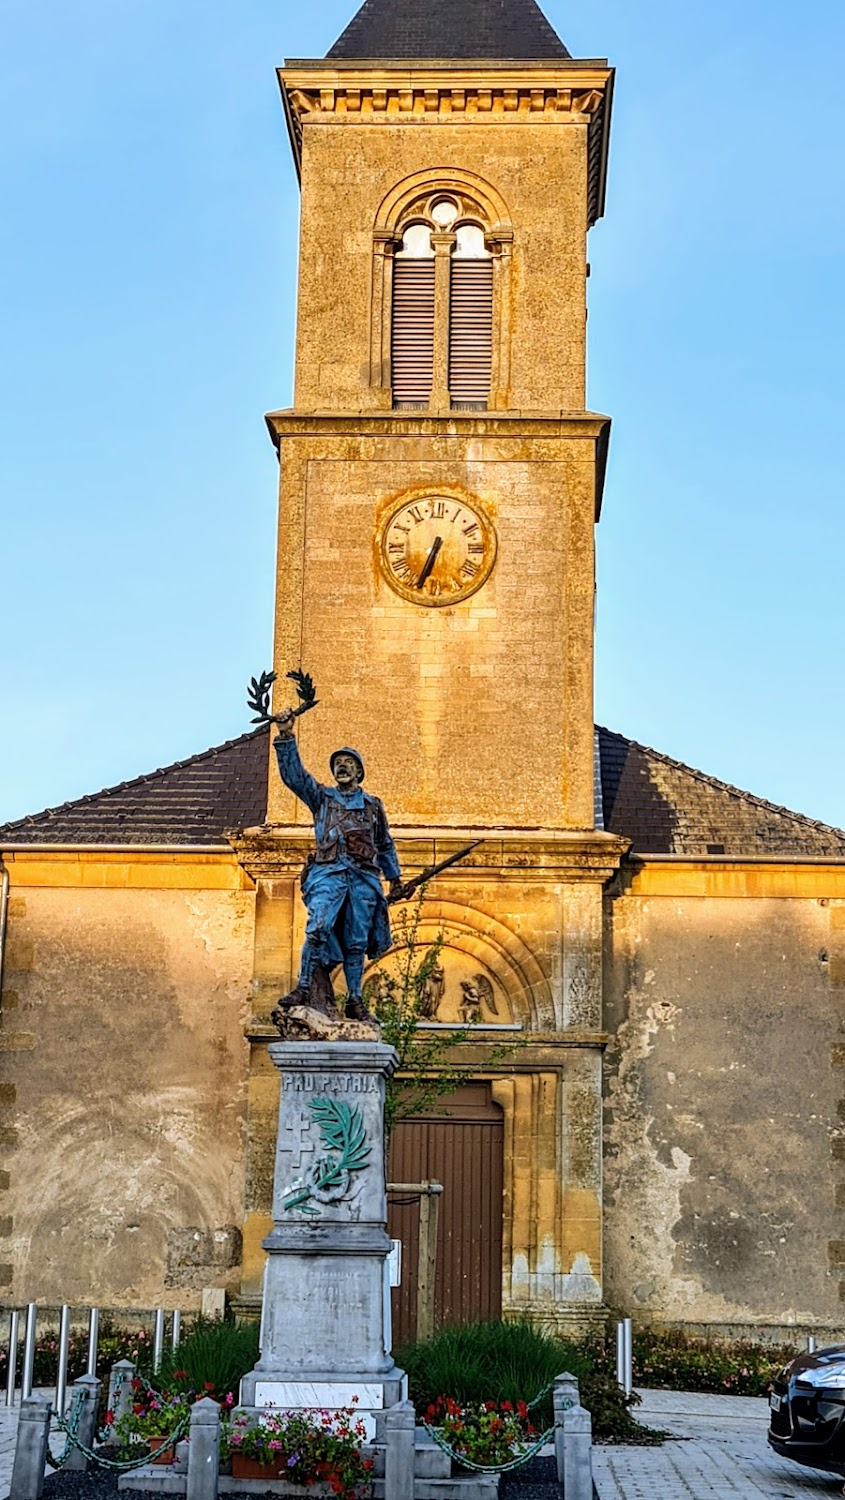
236, 0, 627, 1333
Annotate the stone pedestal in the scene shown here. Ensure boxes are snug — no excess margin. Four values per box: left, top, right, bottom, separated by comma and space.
241, 1041, 404, 1417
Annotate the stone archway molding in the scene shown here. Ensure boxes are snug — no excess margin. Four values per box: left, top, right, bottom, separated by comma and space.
377, 898, 553, 1030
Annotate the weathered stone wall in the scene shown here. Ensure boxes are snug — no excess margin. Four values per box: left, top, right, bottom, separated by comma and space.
603, 866, 845, 1332
0, 854, 254, 1308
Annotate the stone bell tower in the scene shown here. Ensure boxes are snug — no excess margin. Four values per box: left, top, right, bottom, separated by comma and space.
235, 0, 627, 1334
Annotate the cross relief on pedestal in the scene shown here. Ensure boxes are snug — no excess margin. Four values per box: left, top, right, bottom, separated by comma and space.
280, 1108, 317, 1169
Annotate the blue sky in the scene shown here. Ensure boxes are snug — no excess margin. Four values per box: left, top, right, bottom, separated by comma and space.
1, 0, 844, 828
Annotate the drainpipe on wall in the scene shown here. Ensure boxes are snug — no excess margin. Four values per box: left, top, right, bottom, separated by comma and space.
0, 861, 9, 1005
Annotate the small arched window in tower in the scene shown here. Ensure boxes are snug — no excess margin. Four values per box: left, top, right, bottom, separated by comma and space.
449, 224, 493, 410
391, 224, 435, 409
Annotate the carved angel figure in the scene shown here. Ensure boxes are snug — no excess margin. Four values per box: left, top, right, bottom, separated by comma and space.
459, 973, 499, 1025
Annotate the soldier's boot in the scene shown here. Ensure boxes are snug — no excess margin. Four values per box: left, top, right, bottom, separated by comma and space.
270, 983, 311, 1029
308, 964, 340, 1020
344, 994, 377, 1025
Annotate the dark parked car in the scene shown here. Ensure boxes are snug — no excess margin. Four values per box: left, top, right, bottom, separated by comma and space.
769, 1344, 845, 1476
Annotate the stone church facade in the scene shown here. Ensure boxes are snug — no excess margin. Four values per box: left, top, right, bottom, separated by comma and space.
3, 0, 845, 1340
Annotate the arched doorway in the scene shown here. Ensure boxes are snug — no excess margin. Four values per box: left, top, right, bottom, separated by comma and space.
387, 1083, 504, 1347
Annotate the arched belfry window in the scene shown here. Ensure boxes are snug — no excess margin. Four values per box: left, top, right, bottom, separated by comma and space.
371, 173, 513, 413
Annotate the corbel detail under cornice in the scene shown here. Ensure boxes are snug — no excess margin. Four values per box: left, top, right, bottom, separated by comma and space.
278, 63, 613, 225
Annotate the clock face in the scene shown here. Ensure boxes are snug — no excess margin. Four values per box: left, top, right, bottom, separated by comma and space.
380, 494, 497, 607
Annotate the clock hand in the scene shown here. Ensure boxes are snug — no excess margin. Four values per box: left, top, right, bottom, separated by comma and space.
416, 535, 443, 589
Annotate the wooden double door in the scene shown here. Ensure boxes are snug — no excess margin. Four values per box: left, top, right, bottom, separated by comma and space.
387, 1083, 504, 1347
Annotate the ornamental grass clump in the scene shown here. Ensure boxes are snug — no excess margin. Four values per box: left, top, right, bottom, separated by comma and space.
399, 1319, 656, 1445
220, 1406, 374, 1498
155, 1316, 259, 1401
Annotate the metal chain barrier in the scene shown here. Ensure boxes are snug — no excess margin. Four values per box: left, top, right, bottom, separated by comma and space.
45, 1365, 191, 1473
422, 1381, 573, 1476
422, 1422, 555, 1474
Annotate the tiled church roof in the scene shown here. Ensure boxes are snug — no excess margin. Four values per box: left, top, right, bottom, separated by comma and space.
2, 726, 844, 858
0, 730, 270, 848
326, 0, 571, 62
597, 726, 845, 858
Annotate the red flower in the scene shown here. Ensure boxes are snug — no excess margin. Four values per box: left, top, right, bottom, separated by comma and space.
501, 1401, 513, 1413
203, 1382, 215, 1393
517, 1401, 528, 1419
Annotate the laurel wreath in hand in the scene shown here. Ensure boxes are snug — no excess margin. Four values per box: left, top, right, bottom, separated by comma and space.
282, 1097, 371, 1216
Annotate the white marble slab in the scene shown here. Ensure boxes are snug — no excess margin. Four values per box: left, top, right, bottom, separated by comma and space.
254, 1381, 384, 1410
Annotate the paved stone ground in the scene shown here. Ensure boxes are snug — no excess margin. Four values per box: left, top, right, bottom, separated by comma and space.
592, 1389, 844, 1498
1, 1388, 844, 1500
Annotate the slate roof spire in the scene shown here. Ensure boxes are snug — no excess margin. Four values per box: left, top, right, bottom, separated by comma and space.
327, 0, 572, 62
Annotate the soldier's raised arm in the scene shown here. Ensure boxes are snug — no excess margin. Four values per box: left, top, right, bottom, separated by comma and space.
274, 710, 323, 815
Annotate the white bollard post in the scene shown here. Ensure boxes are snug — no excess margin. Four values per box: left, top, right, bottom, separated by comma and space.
808, 1335, 817, 1353
384, 1399, 415, 1500
562, 1403, 592, 1500
21, 1305, 37, 1401
5, 1309, 20, 1406
153, 1309, 166, 1373
171, 1310, 182, 1351
64, 1374, 101, 1472
186, 1396, 220, 1500
86, 1308, 99, 1378
54, 1305, 71, 1417
553, 1372, 580, 1486
9, 1394, 51, 1500
616, 1317, 633, 1395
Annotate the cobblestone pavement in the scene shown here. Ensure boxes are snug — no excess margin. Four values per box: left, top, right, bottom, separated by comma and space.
593, 1389, 844, 1498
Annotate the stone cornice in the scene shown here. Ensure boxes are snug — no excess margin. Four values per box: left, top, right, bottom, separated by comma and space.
265, 409, 611, 443
278, 63, 613, 226
264, 409, 612, 516
229, 825, 630, 885
245, 1023, 609, 1054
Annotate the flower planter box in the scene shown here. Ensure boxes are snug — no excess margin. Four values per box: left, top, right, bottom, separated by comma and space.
146, 1437, 177, 1465
231, 1456, 288, 1480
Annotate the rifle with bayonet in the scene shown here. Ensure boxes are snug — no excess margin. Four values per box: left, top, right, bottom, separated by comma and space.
389, 840, 482, 904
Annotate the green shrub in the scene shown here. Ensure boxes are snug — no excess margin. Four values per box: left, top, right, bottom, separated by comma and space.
0, 1318, 156, 1389
155, 1317, 259, 1402
396, 1319, 654, 1443
628, 1326, 799, 1396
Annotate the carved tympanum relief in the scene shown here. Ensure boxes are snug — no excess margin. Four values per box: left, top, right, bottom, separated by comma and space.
364, 947, 511, 1026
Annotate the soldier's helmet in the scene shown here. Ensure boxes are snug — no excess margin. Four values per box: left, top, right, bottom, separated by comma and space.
330, 747, 365, 783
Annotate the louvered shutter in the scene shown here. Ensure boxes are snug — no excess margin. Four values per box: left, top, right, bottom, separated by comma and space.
449, 260, 493, 408
391, 259, 435, 407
